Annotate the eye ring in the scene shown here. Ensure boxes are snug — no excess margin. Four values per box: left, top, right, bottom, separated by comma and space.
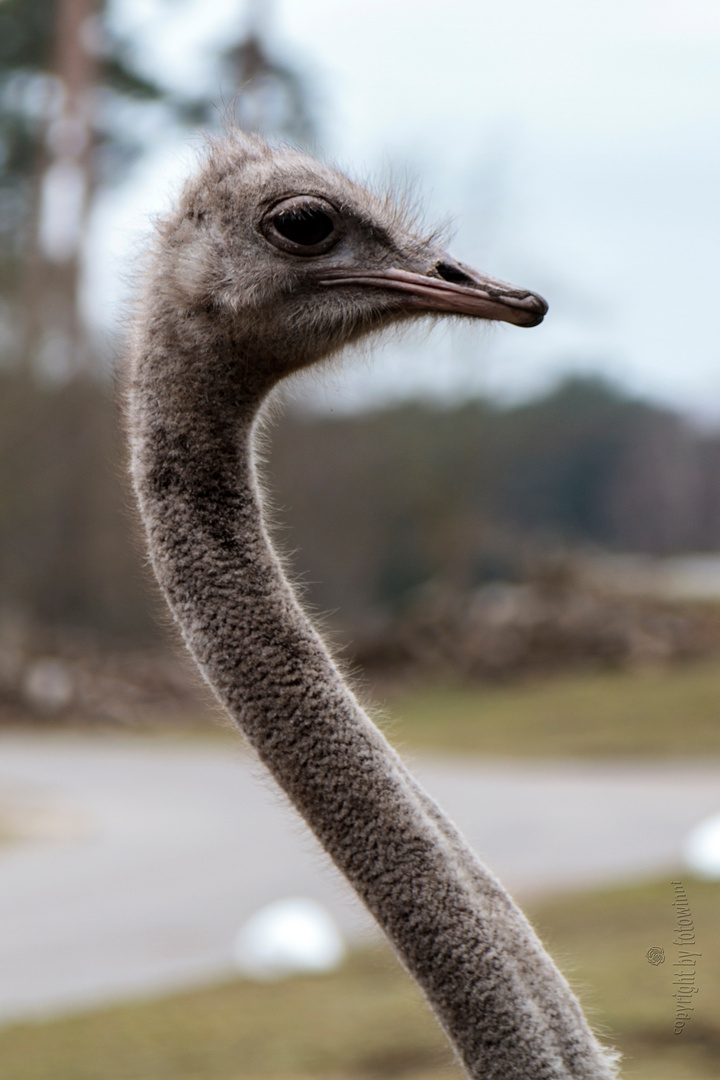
259, 196, 343, 256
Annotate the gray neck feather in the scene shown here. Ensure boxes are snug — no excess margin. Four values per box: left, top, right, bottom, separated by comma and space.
128, 325, 618, 1079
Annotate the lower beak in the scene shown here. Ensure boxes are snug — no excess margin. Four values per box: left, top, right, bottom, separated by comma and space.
319, 263, 548, 328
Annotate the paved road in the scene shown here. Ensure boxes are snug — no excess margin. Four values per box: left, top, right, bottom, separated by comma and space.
1, 732, 718, 1024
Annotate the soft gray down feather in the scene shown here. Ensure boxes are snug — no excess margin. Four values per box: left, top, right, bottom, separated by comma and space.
126, 130, 619, 1080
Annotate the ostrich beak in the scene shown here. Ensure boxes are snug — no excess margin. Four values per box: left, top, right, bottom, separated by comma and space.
319, 259, 548, 328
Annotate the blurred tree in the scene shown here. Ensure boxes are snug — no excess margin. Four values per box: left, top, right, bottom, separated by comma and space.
0, 0, 319, 377
0, 0, 172, 373
0, 0, 182, 643
0, 0, 322, 642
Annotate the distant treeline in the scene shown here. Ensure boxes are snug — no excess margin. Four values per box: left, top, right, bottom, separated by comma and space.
0, 373, 152, 640
268, 377, 720, 624
2, 371, 720, 640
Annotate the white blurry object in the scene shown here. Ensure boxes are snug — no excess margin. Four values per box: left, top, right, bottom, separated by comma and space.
23, 658, 74, 712
683, 813, 720, 879
233, 898, 345, 980
39, 160, 87, 263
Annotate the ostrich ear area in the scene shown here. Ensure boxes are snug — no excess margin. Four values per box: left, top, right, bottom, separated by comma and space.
317, 266, 548, 328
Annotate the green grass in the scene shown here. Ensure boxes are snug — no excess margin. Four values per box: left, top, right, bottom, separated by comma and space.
1, 878, 717, 1080
380, 659, 720, 758
0, 949, 455, 1080
532, 877, 720, 1080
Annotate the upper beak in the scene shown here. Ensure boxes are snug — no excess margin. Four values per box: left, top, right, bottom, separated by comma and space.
318, 259, 548, 328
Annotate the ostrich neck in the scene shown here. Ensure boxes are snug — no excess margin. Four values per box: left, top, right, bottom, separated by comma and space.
129, 323, 617, 1080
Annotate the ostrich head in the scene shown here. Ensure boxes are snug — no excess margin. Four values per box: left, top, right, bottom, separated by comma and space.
150, 132, 547, 387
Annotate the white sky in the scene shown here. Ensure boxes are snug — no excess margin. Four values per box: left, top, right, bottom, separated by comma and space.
88, 0, 720, 418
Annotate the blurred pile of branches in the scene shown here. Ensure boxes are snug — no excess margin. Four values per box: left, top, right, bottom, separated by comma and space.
352, 560, 720, 684
4, 549, 719, 724
0, 610, 210, 725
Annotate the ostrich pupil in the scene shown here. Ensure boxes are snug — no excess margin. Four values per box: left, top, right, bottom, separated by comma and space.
274, 208, 334, 246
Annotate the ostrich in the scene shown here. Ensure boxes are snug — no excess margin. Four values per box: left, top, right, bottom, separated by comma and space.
127, 131, 619, 1080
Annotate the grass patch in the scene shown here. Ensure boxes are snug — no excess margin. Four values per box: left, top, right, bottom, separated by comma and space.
531, 877, 720, 1079
381, 660, 720, 757
0, 949, 456, 1080
1, 878, 717, 1080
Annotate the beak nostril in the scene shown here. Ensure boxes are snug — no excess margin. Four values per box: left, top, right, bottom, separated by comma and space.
433, 260, 475, 286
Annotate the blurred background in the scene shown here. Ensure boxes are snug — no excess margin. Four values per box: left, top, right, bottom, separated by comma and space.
0, 2, 719, 1079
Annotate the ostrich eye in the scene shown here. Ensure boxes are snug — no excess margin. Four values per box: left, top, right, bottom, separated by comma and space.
274, 208, 334, 246
261, 197, 342, 255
